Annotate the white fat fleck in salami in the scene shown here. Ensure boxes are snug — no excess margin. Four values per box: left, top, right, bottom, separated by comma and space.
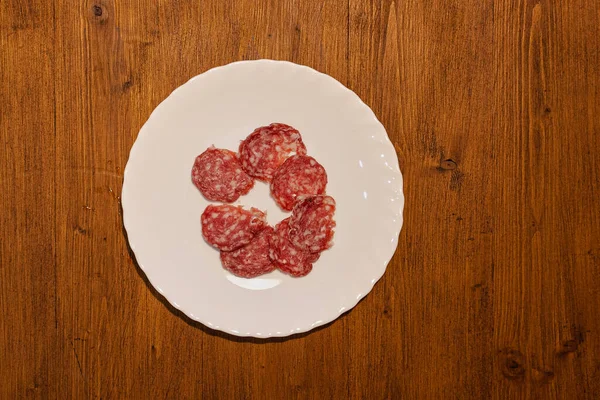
192, 146, 254, 203
269, 218, 320, 277
201, 205, 267, 251
238, 123, 307, 181
220, 227, 276, 278
270, 155, 327, 211
288, 195, 336, 252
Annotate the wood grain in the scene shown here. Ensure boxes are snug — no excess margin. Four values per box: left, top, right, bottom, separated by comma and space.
1, 0, 599, 398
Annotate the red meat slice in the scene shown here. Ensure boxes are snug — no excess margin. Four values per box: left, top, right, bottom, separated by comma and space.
288, 195, 336, 253
238, 123, 307, 181
269, 218, 320, 277
192, 146, 254, 203
270, 155, 327, 211
201, 205, 267, 251
220, 227, 276, 278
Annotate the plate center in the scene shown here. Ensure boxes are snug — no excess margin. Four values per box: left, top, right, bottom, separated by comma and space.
233, 180, 288, 226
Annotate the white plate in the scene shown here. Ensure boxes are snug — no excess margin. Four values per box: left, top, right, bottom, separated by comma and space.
122, 60, 404, 338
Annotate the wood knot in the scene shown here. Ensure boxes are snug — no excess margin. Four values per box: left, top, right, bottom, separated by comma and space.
499, 348, 525, 380
558, 325, 586, 356
558, 339, 578, 354
90, 4, 108, 23
92, 5, 103, 16
440, 159, 457, 170
532, 367, 554, 384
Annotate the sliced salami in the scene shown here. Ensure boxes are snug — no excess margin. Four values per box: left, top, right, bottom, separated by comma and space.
269, 218, 320, 277
238, 123, 307, 181
192, 146, 254, 203
201, 205, 267, 251
270, 155, 327, 211
220, 227, 276, 278
289, 195, 336, 253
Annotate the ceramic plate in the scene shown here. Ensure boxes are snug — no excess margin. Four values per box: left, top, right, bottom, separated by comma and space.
122, 60, 404, 338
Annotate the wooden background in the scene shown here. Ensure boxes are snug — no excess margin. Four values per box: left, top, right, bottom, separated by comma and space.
1, 0, 599, 398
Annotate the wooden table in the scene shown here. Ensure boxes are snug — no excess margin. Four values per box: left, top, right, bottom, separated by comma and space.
2, 1, 599, 398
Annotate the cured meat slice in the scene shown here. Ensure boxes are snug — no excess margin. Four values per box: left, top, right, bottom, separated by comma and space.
269, 218, 320, 277
201, 205, 267, 251
270, 155, 327, 211
289, 195, 336, 253
220, 227, 276, 278
238, 123, 307, 181
192, 146, 254, 203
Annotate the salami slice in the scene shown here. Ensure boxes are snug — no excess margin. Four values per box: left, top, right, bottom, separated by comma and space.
269, 218, 320, 277
192, 146, 254, 203
238, 123, 307, 181
201, 205, 267, 251
270, 155, 327, 211
289, 195, 336, 253
220, 227, 276, 278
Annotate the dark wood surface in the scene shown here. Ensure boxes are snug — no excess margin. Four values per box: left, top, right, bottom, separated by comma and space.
2, 1, 599, 398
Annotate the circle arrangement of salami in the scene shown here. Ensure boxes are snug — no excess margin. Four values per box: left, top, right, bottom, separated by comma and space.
270, 155, 327, 211
288, 195, 336, 253
238, 123, 307, 181
201, 205, 267, 251
192, 146, 254, 203
193, 123, 336, 278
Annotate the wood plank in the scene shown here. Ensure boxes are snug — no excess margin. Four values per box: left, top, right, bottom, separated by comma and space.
0, 0, 57, 397
492, 0, 600, 397
348, 0, 496, 397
